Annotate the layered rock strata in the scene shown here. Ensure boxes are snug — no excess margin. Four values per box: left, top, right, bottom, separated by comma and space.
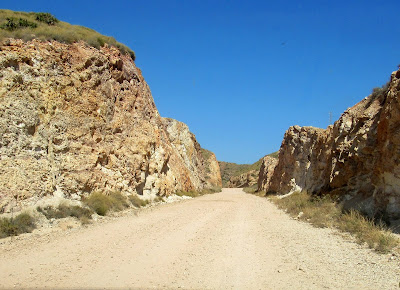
261, 69, 400, 221
0, 39, 221, 212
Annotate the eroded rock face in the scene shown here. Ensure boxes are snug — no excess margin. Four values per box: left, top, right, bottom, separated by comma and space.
227, 170, 258, 188
261, 69, 400, 222
257, 156, 278, 192
201, 149, 222, 188
266, 126, 331, 195
0, 39, 220, 212
162, 118, 222, 190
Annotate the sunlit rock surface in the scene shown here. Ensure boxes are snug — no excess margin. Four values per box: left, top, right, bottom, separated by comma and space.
0, 39, 221, 212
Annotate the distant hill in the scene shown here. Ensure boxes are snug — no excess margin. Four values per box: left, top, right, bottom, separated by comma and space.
219, 152, 278, 187
0, 9, 135, 59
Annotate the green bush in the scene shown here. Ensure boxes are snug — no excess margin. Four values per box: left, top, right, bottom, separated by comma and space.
35, 12, 58, 25
0, 17, 37, 31
0, 213, 36, 238
84, 191, 129, 216
0, 9, 135, 60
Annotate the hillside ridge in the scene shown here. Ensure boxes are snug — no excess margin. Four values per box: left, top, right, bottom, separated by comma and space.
219, 152, 278, 187
0, 9, 135, 59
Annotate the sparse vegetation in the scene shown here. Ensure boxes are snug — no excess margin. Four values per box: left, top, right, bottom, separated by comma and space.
37, 204, 92, 224
84, 191, 129, 216
0, 212, 36, 238
0, 9, 135, 60
371, 81, 390, 100
176, 186, 222, 197
201, 149, 213, 174
243, 184, 258, 194
153, 196, 165, 203
270, 191, 398, 253
219, 152, 277, 187
200, 186, 222, 195
267, 151, 279, 159
200, 148, 213, 161
176, 190, 199, 198
129, 195, 150, 208
337, 210, 398, 253
35, 12, 58, 25
0, 17, 37, 30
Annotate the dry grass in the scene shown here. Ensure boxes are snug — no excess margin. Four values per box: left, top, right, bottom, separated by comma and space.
84, 191, 129, 216
270, 191, 398, 253
338, 210, 398, 253
153, 196, 165, 203
176, 186, 222, 197
37, 204, 93, 224
243, 184, 258, 194
201, 186, 222, 195
175, 190, 199, 198
0, 212, 36, 238
0, 10, 135, 60
128, 195, 150, 208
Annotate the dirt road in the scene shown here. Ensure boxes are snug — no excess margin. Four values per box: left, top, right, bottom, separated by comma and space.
0, 188, 399, 289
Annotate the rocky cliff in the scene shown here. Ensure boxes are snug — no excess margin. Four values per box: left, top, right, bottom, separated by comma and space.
0, 39, 221, 212
226, 170, 258, 188
162, 118, 222, 190
260, 69, 400, 222
200, 149, 222, 188
257, 156, 278, 192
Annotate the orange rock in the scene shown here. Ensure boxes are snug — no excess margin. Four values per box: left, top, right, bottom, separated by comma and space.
0, 39, 221, 212
261, 69, 400, 222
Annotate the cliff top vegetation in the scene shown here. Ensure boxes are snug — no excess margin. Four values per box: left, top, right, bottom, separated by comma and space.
0, 9, 135, 60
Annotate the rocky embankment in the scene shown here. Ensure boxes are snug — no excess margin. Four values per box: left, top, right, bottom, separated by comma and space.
259, 69, 400, 223
226, 170, 258, 188
0, 39, 221, 213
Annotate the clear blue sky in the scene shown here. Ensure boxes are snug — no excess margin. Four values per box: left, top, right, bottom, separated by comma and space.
3, 1, 400, 163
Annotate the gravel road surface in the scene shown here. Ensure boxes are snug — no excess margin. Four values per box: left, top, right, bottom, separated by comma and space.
0, 188, 399, 289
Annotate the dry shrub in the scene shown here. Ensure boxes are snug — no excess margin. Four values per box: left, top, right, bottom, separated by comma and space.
153, 196, 165, 203
175, 190, 199, 197
129, 195, 150, 208
0, 213, 36, 238
338, 210, 397, 253
201, 186, 222, 195
176, 186, 221, 197
37, 204, 93, 224
271, 191, 398, 253
84, 191, 129, 216
243, 184, 258, 194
